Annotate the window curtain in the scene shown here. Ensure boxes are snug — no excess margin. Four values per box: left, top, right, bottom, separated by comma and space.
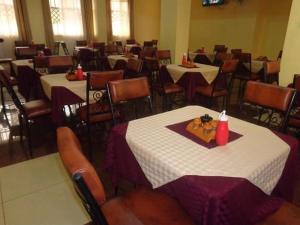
14, 0, 32, 42
106, 0, 134, 41
41, 0, 54, 48
81, 0, 94, 43
0, 0, 19, 37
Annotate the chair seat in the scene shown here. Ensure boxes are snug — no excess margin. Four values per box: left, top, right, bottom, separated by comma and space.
23, 99, 52, 119
195, 85, 228, 97
163, 83, 184, 94
255, 202, 300, 225
77, 103, 113, 124
102, 187, 195, 225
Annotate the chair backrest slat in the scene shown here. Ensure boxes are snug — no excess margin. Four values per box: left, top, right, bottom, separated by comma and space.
47, 56, 73, 73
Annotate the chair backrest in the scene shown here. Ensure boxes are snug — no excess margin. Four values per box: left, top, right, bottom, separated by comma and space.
107, 77, 152, 123
129, 46, 142, 55
213, 52, 232, 66
47, 55, 73, 74
213, 45, 226, 53
76, 40, 88, 47
243, 81, 296, 131
277, 50, 283, 60
57, 127, 109, 225
92, 42, 105, 49
143, 41, 153, 47
53, 41, 60, 55
156, 50, 171, 65
145, 57, 160, 73
61, 41, 70, 55
293, 74, 300, 91
264, 61, 280, 79
15, 40, 30, 47
126, 58, 143, 74
231, 49, 242, 54
139, 47, 155, 59
33, 56, 48, 73
212, 59, 238, 92
30, 43, 46, 51
115, 41, 122, 47
105, 44, 118, 55
126, 39, 136, 44
15, 47, 37, 59
152, 39, 158, 48
0, 70, 25, 115
194, 54, 212, 65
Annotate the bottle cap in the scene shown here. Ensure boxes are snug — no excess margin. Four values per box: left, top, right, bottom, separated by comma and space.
218, 110, 228, 121
77, 64, 82, 69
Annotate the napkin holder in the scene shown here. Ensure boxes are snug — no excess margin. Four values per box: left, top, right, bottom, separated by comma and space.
186, 118, 218, 143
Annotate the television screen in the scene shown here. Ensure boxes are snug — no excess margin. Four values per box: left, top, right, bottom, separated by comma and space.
202, 0, 224, 6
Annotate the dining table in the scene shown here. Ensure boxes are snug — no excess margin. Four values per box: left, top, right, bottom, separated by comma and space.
164, 63, 219, 102
104, 105, 298, 225
107, 54, 138, 69
40, 73, 90, 125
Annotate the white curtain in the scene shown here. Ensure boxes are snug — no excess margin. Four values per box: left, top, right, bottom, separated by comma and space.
110, 0, 130, 39
0, 0, 18, 37
49, 0, 84, 37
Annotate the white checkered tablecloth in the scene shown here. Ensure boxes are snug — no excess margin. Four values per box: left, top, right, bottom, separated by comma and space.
12, 59, 34, 75
166, 63, 219, 83
125, 106, 290, 195
40, 73, 96, 103
243, 60, 265, 73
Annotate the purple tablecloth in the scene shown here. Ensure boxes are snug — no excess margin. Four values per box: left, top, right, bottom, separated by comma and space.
104, 123, 298, 225
160, 66, 209, 103
51, 86, 84, 125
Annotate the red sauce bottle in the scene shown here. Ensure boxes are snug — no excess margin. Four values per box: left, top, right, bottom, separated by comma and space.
216, 110, 229, 146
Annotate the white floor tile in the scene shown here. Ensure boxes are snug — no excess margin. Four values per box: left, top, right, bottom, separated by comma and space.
4, 181, 90, 225
0, 153, 69, 202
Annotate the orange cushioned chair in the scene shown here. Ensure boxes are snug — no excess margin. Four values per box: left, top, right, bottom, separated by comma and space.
57, 127, 196, 225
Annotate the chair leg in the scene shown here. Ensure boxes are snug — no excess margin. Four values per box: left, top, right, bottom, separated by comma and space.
87, 122, 93, 161
0, 86, 7, 121
18, 114, 23, 143
25, 119, 33, 157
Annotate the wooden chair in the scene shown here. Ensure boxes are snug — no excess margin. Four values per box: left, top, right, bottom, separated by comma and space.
195, 59, 238, 110
107, 77, 153, 124
14, 40, 30, 47
0, 70, 52, 156
233, 52, 260, 100
286, 74, 300, 131
193, 54, 212, 65
242, 81, 296, 132
30, 43, 46, 51
0, 68, 18, 126
105, 44, 118, 55
213, 45, 227, 53
115, 41, 123, 54
159, 66, 185, 111
33, 56, 48, 74
156, 50, 172, 65
124, 58, 143, 78
47, 55, 74, 74
231, 49, 242, 54
139, 47, 156, 60
15, 47, 37, 60
77, 48, 95, 71
52, 41, 60, 55
152, 39, 158, 48
263, 60, 280, 84
143, 41, 153, 47
212, 52, 232, 66
77, 70, 123, 159
76, 40, 88, 47
57, 126, 195, 225
255, 202, 300, 225
126, 39, 136, 44
61, 41, 70, 55
129, 46, 142, 55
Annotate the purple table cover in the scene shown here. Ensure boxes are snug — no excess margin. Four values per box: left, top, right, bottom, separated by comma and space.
161, 66, 209, 103
104, 123, 298, 225
51, 86, 84, 125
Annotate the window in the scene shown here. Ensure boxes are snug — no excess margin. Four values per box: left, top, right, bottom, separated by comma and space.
110, 0, 130, 39
49, 0, 83, 36
0, 0, 18, 37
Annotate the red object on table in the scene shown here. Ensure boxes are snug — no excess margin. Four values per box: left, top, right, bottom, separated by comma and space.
182, 53, 187, 65
216, 111, 229, 146
76, 64, 84, 80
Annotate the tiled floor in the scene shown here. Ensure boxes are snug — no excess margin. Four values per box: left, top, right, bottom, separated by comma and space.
0, 81, 299, 225
0, 153, 89, 225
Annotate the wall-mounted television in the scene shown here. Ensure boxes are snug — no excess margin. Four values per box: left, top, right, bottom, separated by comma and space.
202, 0, 224, 6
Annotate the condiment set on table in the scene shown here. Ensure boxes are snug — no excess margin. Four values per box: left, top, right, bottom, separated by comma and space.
186, 110, 229, 145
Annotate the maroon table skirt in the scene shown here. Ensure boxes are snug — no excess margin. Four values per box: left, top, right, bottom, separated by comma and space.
161, 66, 209, 103
50, 86, 84, 125
104, 123, 298, 225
